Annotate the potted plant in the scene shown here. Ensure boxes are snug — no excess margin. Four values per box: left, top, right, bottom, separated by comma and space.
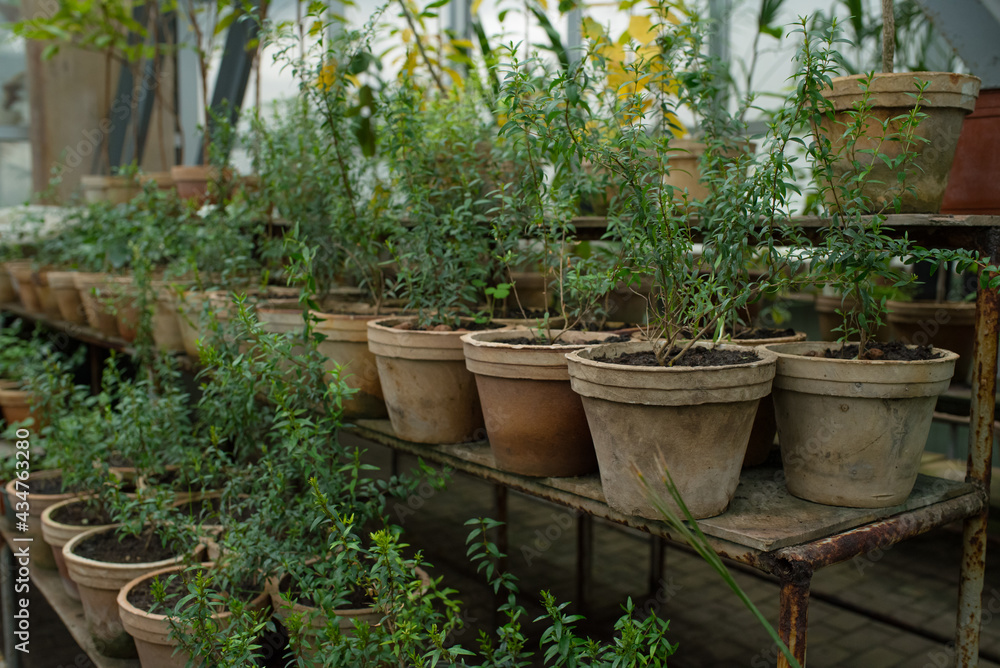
367, 76, 502, 444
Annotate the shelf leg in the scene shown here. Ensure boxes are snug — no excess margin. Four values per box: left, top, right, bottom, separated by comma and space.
956, 265, 999, 667
88, 343, 101, 395
576, 513, 592, 614
648, 536, 665, 597
1, 543, 17, 668
778, 571, 811, 668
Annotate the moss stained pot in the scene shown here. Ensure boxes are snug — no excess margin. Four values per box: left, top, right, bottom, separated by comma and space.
64, 525, 204, 658
764, 341, 958, 508
5, 470, 77, 571
368, 318, 493, 444
41, 497, 116, 600
118, 562, 269, 668
819, 72, 981, 213
462, 329, 631, 477
566, 341, 776, 519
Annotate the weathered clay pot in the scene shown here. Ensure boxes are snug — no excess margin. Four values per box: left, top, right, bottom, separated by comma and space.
6, 261, 41, 313
6, 470, 78, 571
170, 165, 229, 205
462, 329, 629, 476
0, 264, 15, 302
0, 385, 43, 430
367, 318, 489, 444
819, 72, 981, 213
74, 272, 121, 337
81, 175, 140, 205
729, 331, 808, 467
151, 282, 185, 352
764, 341, 958, 508
118, 563, 269, 668
138, 171, 174, 191
313, 308, 388, 419
64, 526, 204, 658
886, 300, 975, 384
567, 341, 776, 519
41, 497, 115, 599
48, 271, 87, 324
34, 268, 63, 319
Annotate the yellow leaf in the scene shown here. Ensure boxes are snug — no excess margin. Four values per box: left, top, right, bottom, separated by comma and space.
627, 14, 656, 44
537, 0, 547, 8
451, 38, 473, 49
402, 27, 413, 43
308, 20, 324, 36
582, 17, 607, 42
664, 112, 686, 138
471, 0, 483, 14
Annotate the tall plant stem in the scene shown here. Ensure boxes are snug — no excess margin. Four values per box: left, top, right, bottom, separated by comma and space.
881, 0, 894, 73
397, 0, 446, 95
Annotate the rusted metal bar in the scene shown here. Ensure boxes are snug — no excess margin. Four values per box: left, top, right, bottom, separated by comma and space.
957, 228, 1000, 667
764, 492, 985, 572
777, 570, 812, 668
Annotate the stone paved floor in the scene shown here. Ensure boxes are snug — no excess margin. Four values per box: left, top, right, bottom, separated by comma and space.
19, 444, 1000, 667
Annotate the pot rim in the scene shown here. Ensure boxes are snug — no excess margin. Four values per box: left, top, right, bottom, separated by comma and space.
567, 339, 777, 373
823, 71, 981, 111
763, 340, 959, 365
461, 328, 630, 351
63, 524, 198, 572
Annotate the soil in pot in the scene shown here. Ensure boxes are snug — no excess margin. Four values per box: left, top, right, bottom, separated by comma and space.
567, 341, 777, 519
765, 340, 957, 508
602, 346, 759, 367
819, 341, 939, 361
73, 527, 179, 563
462, 330, 632, 477
368, 318, 491, 444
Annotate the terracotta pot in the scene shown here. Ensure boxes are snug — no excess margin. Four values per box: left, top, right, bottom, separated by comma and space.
138, 171, 174, 191
118, 562, 269, 668
41, 497, 116, 600
0, 385, 43, 430
81, 175, 140, 205
941, 89, 1000, 214
813, 293, 890, 343
269, 567, 428, 661
566, 341, 776, 519
819, 72, 981, 213
729, 331, 808, 468
176, 291, 206, 357
170, 165, 228, 205
313, 308, 388, 419
6, 470, 78, 571
74, 272, 121, 337
0, 265, 16, 302
508, 272, 551, 311
764, 341, 957, 507
663, 139, 756, 201
47, 271, 88, 324
886, 300, 976, 384
6, 261, 41, 313
34, 268, 62, 319
64, 525, 204, 658
367, 318, 488, 444
462, 329, 630, 477
151, 282, 185, 352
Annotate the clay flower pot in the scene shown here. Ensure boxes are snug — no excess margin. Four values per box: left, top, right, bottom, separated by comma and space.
170, 165, 230, 206
48, 271, 88, 324
566, 341, 777, 519
6, 260, 41, 313
941, 88, 1000, 214
0, 264, 16, 302
74, 272, 121, 337
6, 470, 79, 571
0, 384, 43, 431
313, 307, 389, 419
34, 267, 63, 319
819, 72, 981, 213
41, 497, 116, 600
63, 525, 204, 658
462, 329, 631, 477
764, 341, 958, 508
728, 331, 808, 468
886, 300, 976, 384
367, 318, 491, 444
118, 562, 269, 668
149, 282, 186, 352
80, 175, 140, 205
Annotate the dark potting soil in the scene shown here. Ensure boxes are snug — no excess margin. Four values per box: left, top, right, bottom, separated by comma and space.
572, 322, 639, 332
732, 327, 796, 340
502, 334, 632, 346
280, 575, 374, 610
604, 346, 760, 367
127, 571, 260, 613
820, 341, 941, 361
31, 476, 68, 495
72, 527, 181, 564
50, 501, 114, 527
393, 320, 496, 332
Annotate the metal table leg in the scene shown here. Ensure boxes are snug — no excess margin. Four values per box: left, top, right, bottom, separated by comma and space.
956, 265, 999, 666
778, 570, 811, 668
